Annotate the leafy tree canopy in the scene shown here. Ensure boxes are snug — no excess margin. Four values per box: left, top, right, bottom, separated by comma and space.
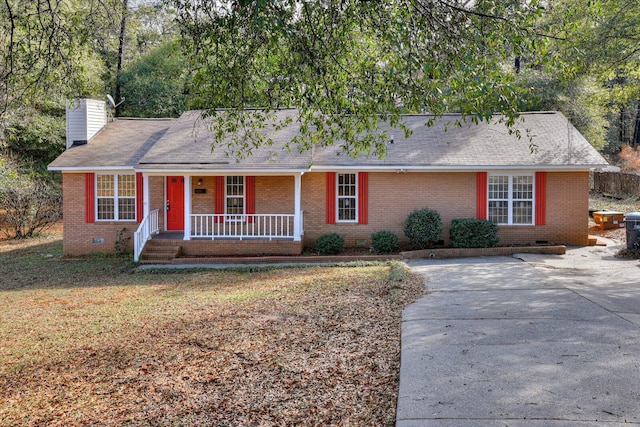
4, 104, 66, 175
118, 40, 188, 118
173, 0, 545, 158
532, 0, 640, 151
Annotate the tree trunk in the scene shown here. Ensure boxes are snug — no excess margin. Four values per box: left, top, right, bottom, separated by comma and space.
114, 0, 128, 117
632, 100, 640, 148
620, 107, 626, 145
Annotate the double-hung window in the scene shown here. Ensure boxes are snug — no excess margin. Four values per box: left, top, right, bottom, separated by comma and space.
488, 174, 534, 225
337, 173, 357, 222
225, 176, 244, 220
96, 174, 136, 221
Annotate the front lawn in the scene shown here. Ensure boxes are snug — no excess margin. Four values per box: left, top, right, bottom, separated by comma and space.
0, 233, 424, 426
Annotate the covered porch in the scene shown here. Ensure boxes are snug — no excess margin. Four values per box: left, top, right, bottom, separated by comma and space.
134, 173, 304, 262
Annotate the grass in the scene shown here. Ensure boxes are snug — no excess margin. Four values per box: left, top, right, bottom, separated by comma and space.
0, 229, 424, 426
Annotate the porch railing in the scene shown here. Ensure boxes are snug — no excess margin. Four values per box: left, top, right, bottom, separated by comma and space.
191, 214, 298, 239
134, 209, 159, 262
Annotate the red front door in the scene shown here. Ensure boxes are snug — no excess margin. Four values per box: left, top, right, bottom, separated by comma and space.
166, 176, 184, 230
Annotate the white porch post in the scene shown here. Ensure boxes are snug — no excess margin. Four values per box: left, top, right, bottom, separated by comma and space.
293, 173, 302, 241
143, 174, 150, 218
184, 175, 191, 240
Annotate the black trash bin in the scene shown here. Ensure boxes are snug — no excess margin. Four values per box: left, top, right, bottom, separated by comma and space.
625, 212, 640, 250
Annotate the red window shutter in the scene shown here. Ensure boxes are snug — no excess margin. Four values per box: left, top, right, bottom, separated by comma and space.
245, 176, 255, 223
358, 172, 368, 224
535, 172, 547, 226
136, 173, 144, 223
476, 172, 488, 220
85, 173, 95, 223
326, 172, 336, 224
215, 176, 225, 223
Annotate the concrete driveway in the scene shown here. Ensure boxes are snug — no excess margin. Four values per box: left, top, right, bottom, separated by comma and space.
397, 241, 640, 426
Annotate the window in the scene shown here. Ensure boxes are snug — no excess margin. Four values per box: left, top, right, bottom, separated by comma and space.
225, 176, 244, 220
337, 173, 357, 222
488, 174, 534, 225
96, 174, 136, 221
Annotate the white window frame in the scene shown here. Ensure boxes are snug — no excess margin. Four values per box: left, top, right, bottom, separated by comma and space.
95, 173, 136, 222
487, 173, 535, 225
225, 175, 245, 221
337, 172, 358, 223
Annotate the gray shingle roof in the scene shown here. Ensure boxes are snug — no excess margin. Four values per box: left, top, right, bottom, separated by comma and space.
136, 110, 312, 171
48, 118, 173, 170
49, 110, 608, 172
312, 112, 608, 169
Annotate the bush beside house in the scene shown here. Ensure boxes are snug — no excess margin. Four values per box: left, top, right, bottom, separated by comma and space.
371, 230, 400, 254
314, 233, 345, 254
403, 208, 442, 249
450, 218, 499, 248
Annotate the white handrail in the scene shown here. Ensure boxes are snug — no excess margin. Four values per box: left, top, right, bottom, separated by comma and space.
133, 209, 159, 262
191, 214, 297, 239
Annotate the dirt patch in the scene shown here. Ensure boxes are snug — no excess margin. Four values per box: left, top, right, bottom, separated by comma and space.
588, 191, 639, 243
589, 222, 626, 242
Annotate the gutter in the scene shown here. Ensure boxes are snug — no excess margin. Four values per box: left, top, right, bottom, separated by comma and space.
308, 164, 612, 173
47, 165, 136, 172
49, 164, 611, 174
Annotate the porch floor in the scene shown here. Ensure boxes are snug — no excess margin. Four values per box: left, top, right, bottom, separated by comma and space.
152, 232, 184, 240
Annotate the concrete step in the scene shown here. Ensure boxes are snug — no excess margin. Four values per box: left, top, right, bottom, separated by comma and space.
138, 259, 172, 265
143, 244, 182, 253
140, 243, 182, 263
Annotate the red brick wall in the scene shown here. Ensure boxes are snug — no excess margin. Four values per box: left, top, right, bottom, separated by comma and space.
149, 176, 165, 231
179, 239, 302, 256
191, 176, 215, 215
496, 172, 590, 246
301, 172, 477, 248
61, 171, 590, 256
62, 173, 138, 256
187, 175, 294, 216
301, 171, 590, 248
255, 176, 294, 214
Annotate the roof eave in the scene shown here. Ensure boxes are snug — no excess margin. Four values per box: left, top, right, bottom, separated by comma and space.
308, 164, 611, 172
134, 167, 309, 176
47, 165, 136, 172
50, 163, 611, 174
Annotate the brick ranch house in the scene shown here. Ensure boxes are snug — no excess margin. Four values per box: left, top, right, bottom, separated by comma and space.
48, 99, 609, 261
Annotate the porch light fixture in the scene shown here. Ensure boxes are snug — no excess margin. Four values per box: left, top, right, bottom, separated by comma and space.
396, 169, 407, 173
197, 179, 202, 186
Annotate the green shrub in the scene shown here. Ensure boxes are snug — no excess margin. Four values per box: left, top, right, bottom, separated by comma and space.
371, 230, 400, 254
403, 208, 442, 249
314, 233, 345, 254
450, 218, 499, 248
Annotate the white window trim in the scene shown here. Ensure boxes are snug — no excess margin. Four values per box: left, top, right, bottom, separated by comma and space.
487, 173, 536, 226
224, 175, 245, 222
95, 173, 136, 222
336, 172, 358, 223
